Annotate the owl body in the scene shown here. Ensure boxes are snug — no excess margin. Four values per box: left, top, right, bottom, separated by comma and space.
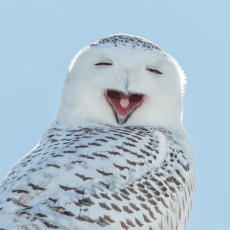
0, 34, 195, 230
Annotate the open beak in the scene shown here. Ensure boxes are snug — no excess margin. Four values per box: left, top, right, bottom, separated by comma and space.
105, 90, 145, 125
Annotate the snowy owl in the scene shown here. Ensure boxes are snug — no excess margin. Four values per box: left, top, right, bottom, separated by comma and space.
0, 34, 195, 230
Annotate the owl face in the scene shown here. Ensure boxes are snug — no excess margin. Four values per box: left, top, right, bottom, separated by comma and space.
58, 35, 186, 128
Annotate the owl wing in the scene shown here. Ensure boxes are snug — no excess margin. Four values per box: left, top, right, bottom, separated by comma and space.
0, 126, 194, 230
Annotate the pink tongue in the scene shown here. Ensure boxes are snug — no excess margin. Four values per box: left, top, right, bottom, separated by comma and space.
106, 91, 144, 118
120, 98, 129, 108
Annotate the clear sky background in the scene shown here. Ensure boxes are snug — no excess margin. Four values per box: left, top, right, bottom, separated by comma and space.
0, 1, 229, 229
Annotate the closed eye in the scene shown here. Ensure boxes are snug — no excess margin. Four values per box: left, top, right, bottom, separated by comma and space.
95, 63, 112, 66
147, 69, 162, 74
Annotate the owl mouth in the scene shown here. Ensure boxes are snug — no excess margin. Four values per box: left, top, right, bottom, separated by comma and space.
105, 90, 145, 125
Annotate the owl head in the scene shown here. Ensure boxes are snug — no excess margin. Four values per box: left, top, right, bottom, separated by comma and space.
56, 34, 186, 129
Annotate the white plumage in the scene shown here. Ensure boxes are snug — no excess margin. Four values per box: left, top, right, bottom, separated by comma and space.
0, 34, 195, 230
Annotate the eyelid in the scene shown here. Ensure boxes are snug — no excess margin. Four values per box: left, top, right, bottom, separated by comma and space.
95, 63, 112, 66
147, 68, 162, 74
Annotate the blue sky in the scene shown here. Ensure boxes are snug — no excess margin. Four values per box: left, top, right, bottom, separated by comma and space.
0, 1, 229, 229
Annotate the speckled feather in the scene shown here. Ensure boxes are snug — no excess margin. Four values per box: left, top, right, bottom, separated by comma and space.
0, 124, 194, 230
90, 34, 166, 53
